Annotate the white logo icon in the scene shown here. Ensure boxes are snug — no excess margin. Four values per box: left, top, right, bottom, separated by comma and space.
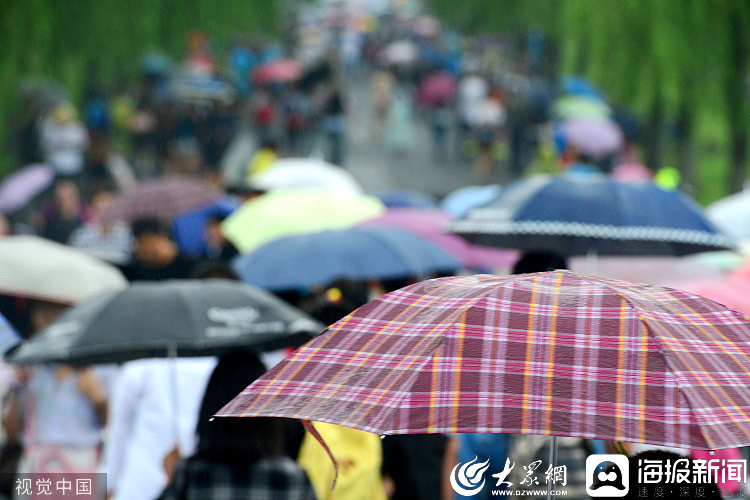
450, 456, 491, 496
586, 454, 630, 497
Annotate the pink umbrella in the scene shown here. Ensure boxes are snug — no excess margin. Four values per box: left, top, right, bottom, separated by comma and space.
562, 117, 624, 159
666, 263, 750, 316
358, 208, 518, 271
417, 71, 458, 108
253, 59, 302, 85
611, 162, 653, 182
0, 164, 55, 214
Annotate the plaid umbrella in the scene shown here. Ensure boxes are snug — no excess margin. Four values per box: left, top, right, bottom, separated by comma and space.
102, 177, 220, 222
219, 271, 750, 452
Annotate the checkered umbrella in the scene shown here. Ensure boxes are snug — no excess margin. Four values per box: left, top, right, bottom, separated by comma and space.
102, 177, 220, 222
219, 271, 750, 452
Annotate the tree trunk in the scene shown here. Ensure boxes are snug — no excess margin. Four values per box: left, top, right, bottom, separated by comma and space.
676, 88, 696, 190
726, 11, 750, 194
644, 91, 665, 172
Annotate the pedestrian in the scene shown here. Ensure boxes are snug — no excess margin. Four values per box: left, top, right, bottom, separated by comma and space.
68, 184, 134, 265
39, 102, 90, 189
157, 350, 316, 500
321, 79, 347, 166
40, 179, 91, 244
201, 215, 238, 263
122, 218, 197, 281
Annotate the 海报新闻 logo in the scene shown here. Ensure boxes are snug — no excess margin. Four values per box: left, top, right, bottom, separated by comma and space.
586, 454, 629, 497
450, 456, 491, 496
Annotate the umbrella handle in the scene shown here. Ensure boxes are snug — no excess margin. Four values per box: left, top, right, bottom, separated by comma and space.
546, 435, 558, 500
302, 420, 339, 490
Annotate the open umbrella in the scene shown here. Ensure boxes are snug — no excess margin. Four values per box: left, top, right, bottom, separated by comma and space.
553, 96, 611, 120
219, 271, 750, 453
665, 263, 750, 317
448, 173, 735, 256
416, 71, 457, 108
0, 312, 21, 355
0, 164, 55, 214
6, 280, 324, 366
232, 226, 461, 291
373, 189, 437, 209
381, 41, 419, 65
253, 59, 302, 86
170, 75, 235, 103
172, 196, 240, 258
103, 177, 221, 222
249, 158, 363, 193
440, 184, 502, 218
0, 235, 127, 305
559, 117, 624, 160
358, 208, 518, 271
221, 189, 385, 254
707, 189, 750, 241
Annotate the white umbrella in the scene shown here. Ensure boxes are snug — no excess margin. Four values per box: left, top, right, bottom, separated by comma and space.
0, 235, 127, 304
707, 189, 750, 241
248, 158, 363, 194
467, 98, 506, 127
381, 40, 419, 65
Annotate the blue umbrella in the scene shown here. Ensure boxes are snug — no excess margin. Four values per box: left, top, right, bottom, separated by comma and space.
0, 312, 22, 355
232, 226, 461, 291
374, 189, 438, 209
559, 76, 605, 101
172, 196, 240, 258
448, 173, 736, 256
440, 184, 501, 218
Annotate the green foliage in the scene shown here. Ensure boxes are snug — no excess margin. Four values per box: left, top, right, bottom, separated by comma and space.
431, 0, 750, 203
0, 0, 279, 175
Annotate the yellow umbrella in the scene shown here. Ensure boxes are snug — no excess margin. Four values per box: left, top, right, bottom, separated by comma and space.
221, 189, 386, 253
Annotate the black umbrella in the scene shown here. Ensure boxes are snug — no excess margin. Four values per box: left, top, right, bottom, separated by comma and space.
6, 280, 324, 365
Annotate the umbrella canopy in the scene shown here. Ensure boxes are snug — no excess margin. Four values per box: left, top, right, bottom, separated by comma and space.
559, 76, 605, 100
253, 59, 302, 85
6, 280, 324, 366
707, 189, 750, 241
0, 235, 127, 304
219, 271, 750, 451
0, 312, 22, 355
373, 189, 437, 209
232, 226, 461, 291
417, 71, 457, 108
172, 196, 240, 258
0, 164, 55, 214
103, 177, 221, 222
559, 117, 624, 159
553, 96, 612, 120
358, 208, 518, 271
221, 189, 386, 254
448, 173, 735, 256
666, 264, 750, 317
440, 184, 502, 218
170, 75, 235, 103
381, 41, 419, 65
249, 158, 363, 194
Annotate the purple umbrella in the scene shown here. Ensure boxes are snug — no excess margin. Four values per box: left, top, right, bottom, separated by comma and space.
0, 164, 55, 214
562, 117, 624, 159
417, 71, 457, 108
358, 208, 517, 271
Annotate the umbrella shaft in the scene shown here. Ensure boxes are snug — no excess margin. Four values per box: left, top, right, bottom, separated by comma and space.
546, 436, 558, 500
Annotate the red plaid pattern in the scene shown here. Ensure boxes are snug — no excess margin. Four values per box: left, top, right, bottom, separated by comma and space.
219, 271, 750, 450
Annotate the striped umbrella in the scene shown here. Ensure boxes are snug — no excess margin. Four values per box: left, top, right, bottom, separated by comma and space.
219, 271, 750, 452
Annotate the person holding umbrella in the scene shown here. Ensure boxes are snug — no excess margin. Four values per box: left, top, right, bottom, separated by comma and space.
3, 300, 112, 478
122, 218, 197, 281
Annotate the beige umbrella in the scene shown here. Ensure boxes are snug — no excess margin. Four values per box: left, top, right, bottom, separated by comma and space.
0, 235, 127, 304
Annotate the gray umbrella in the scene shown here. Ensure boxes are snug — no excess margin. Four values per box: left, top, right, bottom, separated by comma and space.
6, 280, 324, 365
